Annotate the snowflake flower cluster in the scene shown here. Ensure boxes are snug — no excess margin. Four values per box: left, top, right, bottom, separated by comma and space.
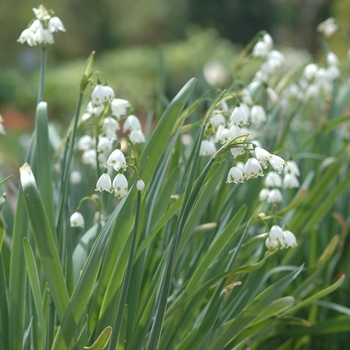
265, 225, 297, 250
17, 5, 65, 46
259, 161, 300, 204
76, 84, 145, 168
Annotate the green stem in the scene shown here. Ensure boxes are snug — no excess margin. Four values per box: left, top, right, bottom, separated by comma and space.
109, 191, 142, 348
37, 46, 47, 105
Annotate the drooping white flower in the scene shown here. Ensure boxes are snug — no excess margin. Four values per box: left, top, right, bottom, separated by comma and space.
265, 171, 282, 187
259, 188, 270, 201
111, 99, 131, 119
229, 125, 247, 139
250, 105, 266, 124
96, 173, 113, 193
269, 154, 286, 173
269, 225, 284, 242
244, 158, 263, 179
210, 111, 226, 128
282, 230, 298, 248
230, 147, 245, 158
82, 149, 97, 167
203, 61, 228, 86
327, 52, 339, 66
102, 117, 120, 140
77, 135, 94, 151
0, 123, 5, 135
317, 18, 338, 38
303, 64, 318, 81
263, 33, 273, 50
267, 188, 283, 203
48, 16, 66, 33
92, 84, 108, 106
283, 173, 300, 189
104, 86, 115, 101
97, 137, 113, 153
137, 179, 145, 192
230, 106, 248, 126
130, 130, 146, 144
241, 89, 253, 105
106, 149, 126, 171
123, 115, 141, 132
285, 160, 300, 176
265, 237, 279, 250
218, 128, 234, 144
227, 167, 244, 184
200, 140, 216, 156
70, 212, 85, 228
252, 41, 270, 57
255, 147, 271, 168
32, 5, 50, 19
113, 173, 128, 198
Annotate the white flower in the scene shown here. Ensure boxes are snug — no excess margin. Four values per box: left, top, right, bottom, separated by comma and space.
97, 137, 113, 153
48, 16, 66, 33
218, 128, 234, 144
326, 65, 341, 80
269, 225, 284, 242
252, 41, 269, 57
203, 61, 228, 86
86, 101, 104, 117
210, 111, 226, 128
327, 52, 339, 66
254, 147, 271, 168
263, 33, 273, 50
265, 237, 278, 250
137, 179, 145, 192
269, 154, 286, 173
96, 173, 113, 192
285, 160, 300, 176
282, 230, 298, 248
77, 135, 94, 151
259, 188, 270, 201
267, 188, 283, 203
70, 171, 82, 184
250, 105, 266, 124
230, 147, 245, 158
317, 18, 338, 38
32, 5, 50, 20
113, 174, 128, 198
70, 212, 85, 228
265, 171, 282, 187
244, 158, 263, 179
303, 64, 318, 80
227, 167, 244, 183
241, 89, 253, 105
106, 149, 126, 171
283, 173, 300, 189
123, 115, 141, 132
230, 106, 248, 126
82, 149, 97, 167
92, 84, 108, 106
104, 86, 115, 101
130, 130, 145, 144
229, 125, 247, 139
0, 123, 5, 135
111, 99, 131, 119
200, 140, 216, 156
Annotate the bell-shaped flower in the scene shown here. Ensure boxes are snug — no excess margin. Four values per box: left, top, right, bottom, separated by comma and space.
200, 140, 216, 156
106, 149, 126, 171
32, 5, 50, 19
317, 18, 338, 38
269, 225, 284, 242
218, 128, 234, 144
92, 84, 108, 106
303, 64, 318, 81
137, 179, 145, 192
70, 212, 85, 228
104, 86, 115, 101
230, 106, 248, 126
229, 125, 246, 139
227, 167, 244, 184
97, 137, 113, 153
265, 237, 279, 250
267, 188, 283, 203
254, 147, 271, 168
269, 154, 286, 173
252, 41, 269, 57
123, 115, 141, 132
48, 16, 66, 33
282, 230, 298, 248
77, 135, 94, 151
250, 105, 266, 124
210, 111, 226, 128
244, 158, 263, 179
283, 173, 300, 189
285, 160, 300, 176
113, 173, 128, 198
130, 130, 146, 144
70, 171, 82, 184
82, 149, 97, 167
96, 173, 113, 193
265, 171, 282, 187
230, 147, 245, 158
259, 188, 270, 201
0, 123, 5, 135
263, 33, 274, 50
111, 99, 131, 119
327, 52, 339, 66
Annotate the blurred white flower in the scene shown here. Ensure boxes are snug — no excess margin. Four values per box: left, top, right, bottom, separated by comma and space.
48, 16, 66, 33
70, 171, 82, 184
282, 230, 298, 248
265, 171, 282, 187
200, 140, 216, 156
285, 161, 300, 176
104, 86, 115, 101
32, 5, 50, 19
269, 154, 286, 173
259, 188, 270, 201
92, 84, 108, 106
77, 135, 94, 151
111, 99, 131, 119
123, 115, 141, 132
252, 41, 269, 57
254, 147, 271, 168
130, 130, 145, 144
217, 128, 234, 144
303, 63, 318, 80
210, 111, 226, 128
327, 52, 339, 66
70, 212, 85, 228
267, 188, 283, 203
230, 106, 248, 126
269, 225, 284, 242
283, 173, 300, 188
82, 149, 97, 167
265, 237, 279, 250
317, 18, 338, 38
203, 61, 228, 86
266, 87, 278, 104
97, 137, 113, 153
230, 147, 245, 158
137, 179, 145, 192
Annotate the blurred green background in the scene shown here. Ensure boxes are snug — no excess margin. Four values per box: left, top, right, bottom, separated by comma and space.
0, 0, 349, 141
